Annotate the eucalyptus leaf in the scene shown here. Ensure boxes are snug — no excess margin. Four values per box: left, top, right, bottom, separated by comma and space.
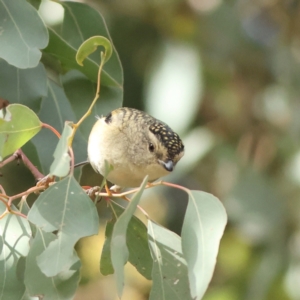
110, 176, 148, 297
0, 60, 47, 113
0, 203, 31, 299
44, 29, 120, 88
100, 201, 152, 280
49, 121, 73, 177
24, 229, 81, 300
182, 191, 227, 300
27, 175, 99, 277
148, 220, 193, 300
61, 1, 123, 86
0, 0, 48, 68
0, 104, 42, 161
76, 36, 112, 66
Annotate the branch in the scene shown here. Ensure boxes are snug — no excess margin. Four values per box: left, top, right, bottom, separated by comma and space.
0, 149, 44, 181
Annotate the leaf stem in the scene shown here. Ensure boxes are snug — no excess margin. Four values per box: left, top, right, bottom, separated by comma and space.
96, 181, 164, 198
42, 123, 61, 138
8, 185, 47, 206
71, 52, 106, 140
69, 146, 75, 174
0, 185, 6, 195
161, 181, 191, 195
0, 149, 44, 181
0, 193, 9, 200
0, 152, 19, 169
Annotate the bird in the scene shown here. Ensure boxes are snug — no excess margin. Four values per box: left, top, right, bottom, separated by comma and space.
87, 107, 184, 189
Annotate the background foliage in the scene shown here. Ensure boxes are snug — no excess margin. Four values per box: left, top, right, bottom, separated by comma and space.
1, 0, 300, 299
79, 0, 299, 299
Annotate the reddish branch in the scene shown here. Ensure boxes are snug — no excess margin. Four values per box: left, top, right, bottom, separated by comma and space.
0, 149, 44, 181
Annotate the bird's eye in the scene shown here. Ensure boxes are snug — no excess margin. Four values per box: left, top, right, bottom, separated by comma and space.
149, 143, 155, 152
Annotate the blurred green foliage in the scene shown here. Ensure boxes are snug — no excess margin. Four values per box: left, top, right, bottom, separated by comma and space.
80, 0, 300, 299
1, 0, 300, 299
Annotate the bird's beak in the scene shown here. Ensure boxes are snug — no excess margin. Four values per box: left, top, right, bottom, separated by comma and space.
159, 159, 174, 172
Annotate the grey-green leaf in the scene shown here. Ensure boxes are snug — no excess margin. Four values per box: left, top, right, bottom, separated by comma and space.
148, 220, 193, 300
27, 175, 99, 277
182, 191, 227, 300
49, 121, 73, 177
61, 1, 123, 86
0, 203, 31, 299
0, 60, 47, 113
110, 176, 148, 298
0, 0, 48, 68
24, 229, 81, 300
100, 201, 152, 280
44, 28, 120, 88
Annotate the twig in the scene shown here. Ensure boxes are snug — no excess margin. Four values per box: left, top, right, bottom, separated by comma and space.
73, 52, 106, 131
42, 123, 61, 138
0, 193, 9, 200
0, 149, 44, 181
120, 195, 150, 219
95, 181, 163, 198
15, 149, 44, 181
0, 152, 19, 168
0, 185, 6, 195
8, 185, 47, 206
102, 181, 189, 220
69, 147, 75, 174
69, 51, 107, 149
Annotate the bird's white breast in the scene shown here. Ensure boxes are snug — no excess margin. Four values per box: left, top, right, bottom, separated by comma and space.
88, 117, 170, 187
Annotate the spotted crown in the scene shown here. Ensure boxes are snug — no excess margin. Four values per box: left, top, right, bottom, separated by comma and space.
149, 122, 184, 158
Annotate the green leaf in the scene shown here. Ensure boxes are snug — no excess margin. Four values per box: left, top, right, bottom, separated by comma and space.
0, 203, 31, 299
0, 60, 47, 113
148, 220, 193, 300
111, 176, 148, 297
18, 198, 37, 236
182, 191, 227, 300
32, 81, 86, 174
49, 121, 73, 177
24, 229, 81, 300
0, 104, 42, 161
100, 201, 152, 280
44, 29, 121, 88
61, 1, 123, 86
27, 175, 99, 277
0, 0, 48, 68
76, 36, 112, 66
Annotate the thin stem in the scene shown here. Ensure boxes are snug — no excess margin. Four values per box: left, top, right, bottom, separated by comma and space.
0, 197, 9, 206
0, 152, 18, 168
8, 185, 46, 206
161, 181, 191, 194
16, 149, 44, 180
42, 123, 61, 138
120, 195, 150, 219
0, 210, 9, 219
0, 193, 9, 200
74, 161, 89, 168
0, 149, 44, 181
109, 201, 118, 220
96, 181, 164, 198
72, 52, 106, 132
0, 185, 6, 195
69, 147, 75, 174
